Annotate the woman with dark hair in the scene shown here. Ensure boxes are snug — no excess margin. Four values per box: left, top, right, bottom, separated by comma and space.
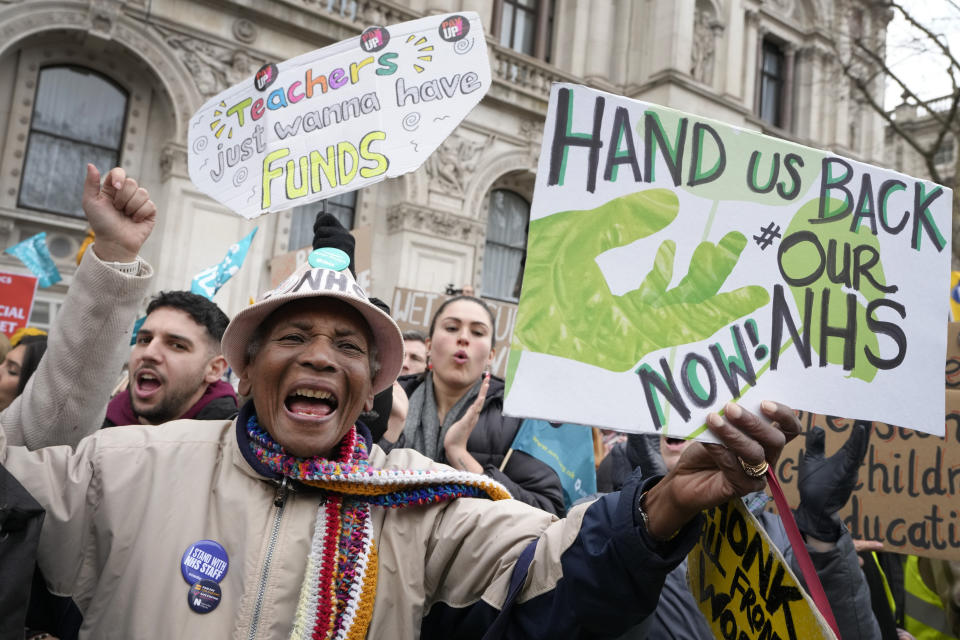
0, 334, 48, 412
381, 295, 565, 516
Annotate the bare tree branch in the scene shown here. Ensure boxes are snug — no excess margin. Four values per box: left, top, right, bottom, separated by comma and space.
830, 0, 960, 266
886, 1, 960, 76
844, 62, 944, 183
851, 36, 954, 129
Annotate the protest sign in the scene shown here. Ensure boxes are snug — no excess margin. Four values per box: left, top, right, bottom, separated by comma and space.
687, 498, 837, 640
268, 224, 372, 289
774, 400, 960, 561
504, 83, 952, 440
390, 287, 517, 377
951, 272, 960, 321
0, 271, 38, 337
188, 13, 490, 219
509, 419, 596, 509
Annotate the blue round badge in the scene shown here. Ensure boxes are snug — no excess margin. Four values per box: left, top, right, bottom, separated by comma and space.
187, 579, 222, 614
181, 540, 229, 585
308, 247, 351, 271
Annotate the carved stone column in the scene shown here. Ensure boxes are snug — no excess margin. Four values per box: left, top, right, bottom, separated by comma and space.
753, 23, 766, 115
783, 42, 796, 131
491, 0, 503, 41
534, 0, 550, 60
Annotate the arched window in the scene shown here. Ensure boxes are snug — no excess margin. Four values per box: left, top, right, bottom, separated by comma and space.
19, 66, 128, 217
483, 189, 529, 301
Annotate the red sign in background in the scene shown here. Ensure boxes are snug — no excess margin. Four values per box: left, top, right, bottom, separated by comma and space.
0, 271, 39, 337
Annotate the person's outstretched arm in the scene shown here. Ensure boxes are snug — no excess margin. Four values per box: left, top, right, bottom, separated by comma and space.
2, 164, 156, 449
420, 401, 801, 639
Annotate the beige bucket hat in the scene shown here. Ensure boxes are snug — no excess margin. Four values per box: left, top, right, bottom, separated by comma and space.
221, 261, 403, 394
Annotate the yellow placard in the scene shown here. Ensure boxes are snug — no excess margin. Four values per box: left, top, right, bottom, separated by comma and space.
687, 499, 836, 640
951, 271, 960, 321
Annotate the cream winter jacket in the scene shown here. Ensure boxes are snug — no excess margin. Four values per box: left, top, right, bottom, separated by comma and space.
0, 414, 697, 639
1, 248, 152, 449
2, 417, 548, 638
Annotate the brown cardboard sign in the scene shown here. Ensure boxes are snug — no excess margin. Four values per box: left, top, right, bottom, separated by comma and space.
774, 394, 960, 560
946, 322, 960, 389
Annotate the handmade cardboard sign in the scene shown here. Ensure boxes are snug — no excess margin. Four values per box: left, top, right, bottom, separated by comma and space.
687, 499, 837, 640
188, 13, 490, 218
0, 271, 38, 337
946, 322, 960, 390
775, 401, 960, 561
390, 287, 517, 377
504, 83, 952, 440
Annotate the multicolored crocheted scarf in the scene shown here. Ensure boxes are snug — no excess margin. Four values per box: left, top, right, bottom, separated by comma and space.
246, 415, 510, 640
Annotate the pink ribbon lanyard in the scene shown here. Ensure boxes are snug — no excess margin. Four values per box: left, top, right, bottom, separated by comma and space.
766, 469, 842, 639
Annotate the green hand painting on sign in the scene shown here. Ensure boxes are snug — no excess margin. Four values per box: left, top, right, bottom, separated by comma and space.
510, 189, 770, 372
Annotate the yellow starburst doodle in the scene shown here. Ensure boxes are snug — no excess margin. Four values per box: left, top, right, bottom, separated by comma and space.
404, 35, 434, 73
209, 101, 234, 139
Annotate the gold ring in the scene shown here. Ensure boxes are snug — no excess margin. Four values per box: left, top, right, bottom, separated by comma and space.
738, 457, 769, 478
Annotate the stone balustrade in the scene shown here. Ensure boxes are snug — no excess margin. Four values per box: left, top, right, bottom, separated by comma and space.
488, 40, 579, 109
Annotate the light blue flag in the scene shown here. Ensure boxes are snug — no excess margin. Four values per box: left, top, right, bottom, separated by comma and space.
510, 419, 597, 509
129, 315, 146, 346
190, 228, 258, 300
5, 232, 62, 288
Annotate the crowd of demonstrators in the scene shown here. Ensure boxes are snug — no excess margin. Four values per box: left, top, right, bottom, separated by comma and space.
401, 329, 428, 375
0, 220, 804, 637
103, 290, 236, 427
1, 165, 950, 640
382, 295, 566, 516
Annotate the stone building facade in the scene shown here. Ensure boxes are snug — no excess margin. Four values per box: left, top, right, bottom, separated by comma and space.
0, 0, 890, 327
884, 94, 960, 268
886, 95, 957, 193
